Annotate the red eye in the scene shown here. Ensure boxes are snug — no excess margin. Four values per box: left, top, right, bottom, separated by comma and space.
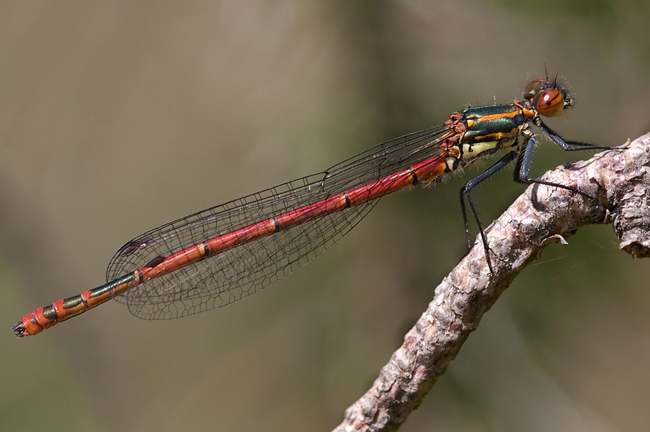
536, 88, 565, 117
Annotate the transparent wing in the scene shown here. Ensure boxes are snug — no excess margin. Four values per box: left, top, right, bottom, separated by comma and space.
106, 124, 451, 320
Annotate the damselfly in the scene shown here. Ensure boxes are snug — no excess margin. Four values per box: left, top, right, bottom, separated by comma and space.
13, 76, 616, 337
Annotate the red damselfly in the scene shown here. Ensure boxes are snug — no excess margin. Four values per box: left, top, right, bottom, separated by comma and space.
13, 76, 617, 337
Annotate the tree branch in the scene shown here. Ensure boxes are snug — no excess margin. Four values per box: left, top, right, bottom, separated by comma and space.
333, 132, 650, 432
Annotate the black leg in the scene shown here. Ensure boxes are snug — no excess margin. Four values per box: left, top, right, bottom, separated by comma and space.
540, 122, 619, 151
516, 127, 596, 199
460, 151, 518, 272
459, 124, 623, 274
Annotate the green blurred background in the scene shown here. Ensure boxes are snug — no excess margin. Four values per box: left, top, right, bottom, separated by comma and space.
2, 1, 649, 431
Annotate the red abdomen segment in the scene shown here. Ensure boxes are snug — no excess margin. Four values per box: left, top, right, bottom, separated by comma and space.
13, 151, 450, 337
13, 273, 137, 337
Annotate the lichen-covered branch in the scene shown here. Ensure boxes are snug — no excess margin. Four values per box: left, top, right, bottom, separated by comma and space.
333, 133, 650, 432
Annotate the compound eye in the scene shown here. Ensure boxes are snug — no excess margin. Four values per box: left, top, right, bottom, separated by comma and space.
524, 78, 547, 102
536, 88, 565, 117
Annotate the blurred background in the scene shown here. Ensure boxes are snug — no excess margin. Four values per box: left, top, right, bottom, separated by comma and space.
2, 1, 649, 431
